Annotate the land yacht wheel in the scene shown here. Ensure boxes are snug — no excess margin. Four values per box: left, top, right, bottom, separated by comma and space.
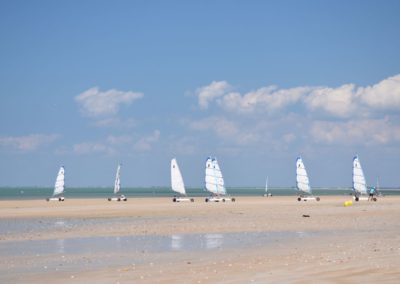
108, 198, 111, 201
173, 198, 177, 202
297, 197, 301, 201
355, 197, 359, 202
232, 198, 236, 202
316, 197, 320, 201
373, 197, 377, 202
205, 198, 209, 202
190, 198, 194, 202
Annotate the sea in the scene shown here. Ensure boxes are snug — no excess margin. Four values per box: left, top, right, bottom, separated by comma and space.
0, 186, 399, 200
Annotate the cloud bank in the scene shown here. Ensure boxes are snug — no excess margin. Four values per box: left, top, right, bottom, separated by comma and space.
190, 75, 400, 147
195, 74, 400, 117
310, 119, 400, 145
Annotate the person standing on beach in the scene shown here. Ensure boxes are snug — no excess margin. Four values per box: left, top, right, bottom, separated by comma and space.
369, 187, 375, 201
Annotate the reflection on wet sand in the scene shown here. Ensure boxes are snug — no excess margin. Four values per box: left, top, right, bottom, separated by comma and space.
170, 233, 225, 251
171, 234, 183, 250
204, 233, 223, 249
56, 238, 65, 254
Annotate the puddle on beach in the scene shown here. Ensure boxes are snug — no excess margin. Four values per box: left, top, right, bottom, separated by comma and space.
0, 219, 318, 277
0, 230, 315, 256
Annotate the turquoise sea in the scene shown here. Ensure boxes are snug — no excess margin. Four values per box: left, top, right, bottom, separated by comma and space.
0, 186, 399, 200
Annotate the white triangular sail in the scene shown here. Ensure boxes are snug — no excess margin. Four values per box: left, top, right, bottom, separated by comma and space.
205, 157, 226, 195
265, 176, 269, 194
171, 158, 186, 195
114, 164, 121, 195
353, 156, 367, 195
296, 157, 311, 194
53, 166, 65, 196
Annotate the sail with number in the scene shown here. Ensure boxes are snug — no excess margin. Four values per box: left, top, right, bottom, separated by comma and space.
171, 158, 186, 195
114, 164, 121, 195
296, 157, 311, 194
353, 156, 367, 195
205, 157, 226, 195
53, 166, 65, 196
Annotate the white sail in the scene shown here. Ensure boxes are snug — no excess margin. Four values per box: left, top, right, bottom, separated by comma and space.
296, 157, 311, 194
114, 164, 121, 195
265, 176, 269, 193
53, 166, 65, 196
171, 158, 186, 195
353, 156, 367, 195
205, 157, 226, 195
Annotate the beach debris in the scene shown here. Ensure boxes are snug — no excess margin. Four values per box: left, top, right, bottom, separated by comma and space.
344, 200, 353, 207
302, 214, 310, 218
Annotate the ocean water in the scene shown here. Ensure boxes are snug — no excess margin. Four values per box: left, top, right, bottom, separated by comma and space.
0, 186, 398, 200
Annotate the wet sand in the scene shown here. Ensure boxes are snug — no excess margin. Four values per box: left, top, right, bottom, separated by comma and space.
1, 196, 399, 283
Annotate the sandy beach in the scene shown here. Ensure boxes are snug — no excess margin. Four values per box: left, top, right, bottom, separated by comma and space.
1, 196, 399, 283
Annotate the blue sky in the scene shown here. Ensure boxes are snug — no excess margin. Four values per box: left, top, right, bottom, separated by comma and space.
1, 0, 400, 187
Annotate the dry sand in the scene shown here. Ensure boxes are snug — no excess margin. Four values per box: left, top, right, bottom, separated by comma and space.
1, 196, 399, 283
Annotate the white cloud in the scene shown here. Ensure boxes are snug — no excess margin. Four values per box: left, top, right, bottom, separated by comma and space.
360, 74, 400, 109
0, 134, 59, 152
305, 84, 359, 118
75, 87, 143, 117
304, 75, 400, 117
134, 130, 161, 152
310, 118, 400, 145
195, 81, 231, 109
196, 74, 400, 118
219, 86, 311, 113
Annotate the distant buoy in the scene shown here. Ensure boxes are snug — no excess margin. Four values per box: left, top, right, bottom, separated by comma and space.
344, 200, 353, 207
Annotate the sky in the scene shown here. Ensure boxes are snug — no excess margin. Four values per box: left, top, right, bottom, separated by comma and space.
0, 0, 400, 187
